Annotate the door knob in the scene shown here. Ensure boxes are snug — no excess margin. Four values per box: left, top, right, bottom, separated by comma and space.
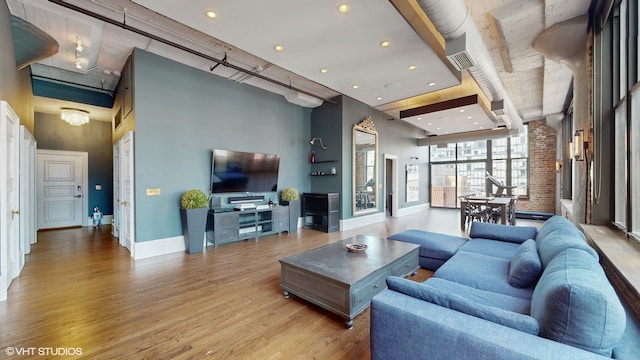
12, 210, 20, 219
74, 195, 82, 198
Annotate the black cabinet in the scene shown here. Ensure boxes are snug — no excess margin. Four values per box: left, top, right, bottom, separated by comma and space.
302, 193, 339, 233
207, 206, 290, 248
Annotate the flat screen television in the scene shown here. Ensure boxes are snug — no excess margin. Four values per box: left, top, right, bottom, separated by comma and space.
211, 149, 280, 193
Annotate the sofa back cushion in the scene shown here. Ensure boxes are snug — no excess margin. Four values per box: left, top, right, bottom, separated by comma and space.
508, 239, 542, 288
469, 221, 538, 244
535, 215, 598, 268
530, 248, 626, 357
386, 276, 540, 335
536, 215, 585, 242
535, 227, 598, 268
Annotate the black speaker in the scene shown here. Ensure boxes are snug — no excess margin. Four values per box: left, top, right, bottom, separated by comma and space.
228, 195, 265, 204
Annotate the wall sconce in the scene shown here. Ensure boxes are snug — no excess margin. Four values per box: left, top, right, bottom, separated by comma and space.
309, 137, 327, 149
410, 156, 419, 161
573, 130, 588, 161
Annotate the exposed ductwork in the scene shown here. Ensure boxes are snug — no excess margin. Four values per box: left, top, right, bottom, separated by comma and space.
416, 0, 524, 134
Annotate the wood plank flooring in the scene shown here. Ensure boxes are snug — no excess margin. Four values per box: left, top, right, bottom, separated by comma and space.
0, 209, 541, 359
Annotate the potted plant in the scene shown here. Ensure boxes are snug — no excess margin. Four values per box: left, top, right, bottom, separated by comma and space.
280, 187, 300, 233
180, 189, 209, 253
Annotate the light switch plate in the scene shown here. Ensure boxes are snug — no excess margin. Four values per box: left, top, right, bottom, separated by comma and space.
147, 188, 161, 196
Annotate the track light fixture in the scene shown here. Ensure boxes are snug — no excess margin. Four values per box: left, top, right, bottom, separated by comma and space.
309, 137, 327, 150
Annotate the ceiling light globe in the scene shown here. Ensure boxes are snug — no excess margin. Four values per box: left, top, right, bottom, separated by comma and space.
205, 10, 217, 19
337, 3, 349, 13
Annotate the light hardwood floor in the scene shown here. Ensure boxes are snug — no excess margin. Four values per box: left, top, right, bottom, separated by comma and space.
0, 208, 542, 359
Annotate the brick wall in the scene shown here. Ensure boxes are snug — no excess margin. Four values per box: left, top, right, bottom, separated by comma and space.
518, 120, 556, 213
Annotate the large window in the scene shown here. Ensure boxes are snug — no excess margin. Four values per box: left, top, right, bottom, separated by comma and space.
429, 126, 529, 208
614, 103, 627, 228
631, 89, 640, 236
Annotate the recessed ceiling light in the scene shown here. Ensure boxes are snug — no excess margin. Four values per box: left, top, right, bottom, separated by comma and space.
428, 82, 436, 86
479, 126, 484, 129
205, 10, 217, 19
437, 127, 441, 130
352, 85, 359, 89
376, 97, 383, 101
459, 109, 465, 113
417, 117, 422, 120
427, 123, 432, 126
320, 68, 328, 73
408, 65, 416, 70
468, 116, 473, 120
273, 45, 284, 52
380, 40, 390, 48
473, 121, 478, 125
337, 3, 350, 13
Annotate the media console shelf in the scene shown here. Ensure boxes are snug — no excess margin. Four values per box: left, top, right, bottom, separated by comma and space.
302, 193, 339, 233
207, 206, 290, 249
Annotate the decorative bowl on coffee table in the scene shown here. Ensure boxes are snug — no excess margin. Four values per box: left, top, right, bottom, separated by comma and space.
345, 243, 368, 253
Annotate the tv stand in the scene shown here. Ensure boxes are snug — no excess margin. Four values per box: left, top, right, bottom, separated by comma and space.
206, 206, 290, 249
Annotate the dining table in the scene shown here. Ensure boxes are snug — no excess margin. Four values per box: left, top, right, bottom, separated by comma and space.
459, 196, 514, 230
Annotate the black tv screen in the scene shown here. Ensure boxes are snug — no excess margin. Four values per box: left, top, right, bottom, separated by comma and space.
211, 149, 280, 193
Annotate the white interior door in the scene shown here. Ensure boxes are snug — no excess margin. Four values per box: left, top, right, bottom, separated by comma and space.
19, 127, 36, 269
120, 131, 135, 257
37, 150, 88, 230
1, 101, 21, 301
113, 141, 120, 239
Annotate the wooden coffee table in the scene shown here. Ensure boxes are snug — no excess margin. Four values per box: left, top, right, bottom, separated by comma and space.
279, 235, 420, 328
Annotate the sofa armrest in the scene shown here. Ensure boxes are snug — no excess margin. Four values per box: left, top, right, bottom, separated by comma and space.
370, 289, 609, 360
469, 221, 537, 244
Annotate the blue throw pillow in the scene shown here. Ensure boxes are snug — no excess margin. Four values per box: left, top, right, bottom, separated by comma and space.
508, 239, 542, 288
386, 276, 539, 335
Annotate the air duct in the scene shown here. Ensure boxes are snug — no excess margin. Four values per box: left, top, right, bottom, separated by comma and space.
416, 0, 523, 134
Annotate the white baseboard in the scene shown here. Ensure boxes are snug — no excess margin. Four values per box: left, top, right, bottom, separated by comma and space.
397, 203, 429, 217
129, 218, 302, 261
86, 214, 113, 227
133, 235, 186, 260
340, 212, 386, 231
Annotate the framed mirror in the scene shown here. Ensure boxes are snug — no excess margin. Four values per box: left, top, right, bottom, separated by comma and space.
353, 116, 378, 215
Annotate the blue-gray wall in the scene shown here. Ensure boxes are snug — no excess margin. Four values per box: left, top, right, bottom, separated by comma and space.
132, 48, 311, 243
34, 113, 114, 216
311, 95, 429, 218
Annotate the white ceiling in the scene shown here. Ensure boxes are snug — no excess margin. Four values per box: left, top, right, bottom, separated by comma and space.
8, 0, 590, 135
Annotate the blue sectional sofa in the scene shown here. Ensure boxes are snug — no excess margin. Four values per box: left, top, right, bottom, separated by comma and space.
372, 216, 633, 359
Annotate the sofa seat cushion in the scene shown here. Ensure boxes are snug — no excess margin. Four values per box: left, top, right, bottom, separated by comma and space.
388, 230, 467, 270
434, 251, 535, 300
469, 221, 538, 244
457, 238, 520, 260
508, 239, 542, 288
387, 276, 539, 335
424, 278, 531, 314
531, 248, 626, 357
